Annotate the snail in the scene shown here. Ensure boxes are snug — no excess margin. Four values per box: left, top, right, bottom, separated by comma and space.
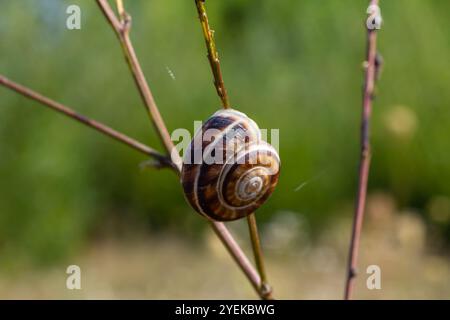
181, 109, 280, 221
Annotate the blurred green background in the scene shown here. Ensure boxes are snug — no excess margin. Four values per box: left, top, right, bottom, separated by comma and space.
0, 0, 449, 298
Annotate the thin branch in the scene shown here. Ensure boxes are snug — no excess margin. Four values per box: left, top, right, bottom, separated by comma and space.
97, 0, 122, 32
344, 0, 381, 300
97, 0, 177, 166
194, 0, 230, 109
115, 0, 126, 23
209, 222, 261, 294
247, 213, 273, 300
97, 0, 265, 299
0, 75, 175, 170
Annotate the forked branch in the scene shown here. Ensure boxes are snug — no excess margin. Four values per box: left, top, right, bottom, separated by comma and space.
97, 0, 267, 299
344, 0, 381, 300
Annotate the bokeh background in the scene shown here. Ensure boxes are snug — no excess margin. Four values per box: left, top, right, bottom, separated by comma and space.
0, 0, 449, 299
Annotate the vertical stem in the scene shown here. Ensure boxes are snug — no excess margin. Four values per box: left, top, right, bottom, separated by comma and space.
247, 213, 273, 299
194, 0, 230, 109
344, 0, 380, 300
116, 0, 126, 24
194, 0, 273, 299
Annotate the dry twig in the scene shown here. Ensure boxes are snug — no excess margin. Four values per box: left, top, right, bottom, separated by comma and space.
194, 0, 230, 109
194, 0, 273, 299
0, 75, 174, 170
97, 0, 175, 163
344, 0, 382, 300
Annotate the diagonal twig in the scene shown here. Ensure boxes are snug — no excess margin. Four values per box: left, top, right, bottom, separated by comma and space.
209, 222, 260, 293
0, 75, 175, 170
97, 0, 176, 164
344, 0, 382, 300
97, 0, 265, 298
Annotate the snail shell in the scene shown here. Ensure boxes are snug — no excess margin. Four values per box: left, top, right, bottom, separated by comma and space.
181, 109, 280, 221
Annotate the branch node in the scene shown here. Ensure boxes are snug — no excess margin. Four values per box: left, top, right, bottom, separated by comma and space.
375, 52, 384, 81
139, 158, 170, 171
349, 267, 358, 279
362, 60, 369, 70
121, 13, 132, 34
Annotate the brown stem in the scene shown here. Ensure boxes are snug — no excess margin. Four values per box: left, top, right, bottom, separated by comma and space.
247, 213, 273, 300
193, 0, 273, 299
209, 221, 262, 295
194, 0, 230, 109
344, 0, 380, 300
0, 75, 175, 170
97, 0, 177, 168
97, 0, 264, 299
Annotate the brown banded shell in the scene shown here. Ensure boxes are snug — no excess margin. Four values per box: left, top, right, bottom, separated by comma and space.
181, 109, 280, 221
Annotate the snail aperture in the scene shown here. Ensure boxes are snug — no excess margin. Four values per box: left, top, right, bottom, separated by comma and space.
181, 109, 280, 221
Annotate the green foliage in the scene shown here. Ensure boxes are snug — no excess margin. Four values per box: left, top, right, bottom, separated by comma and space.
0, 0, 449, 264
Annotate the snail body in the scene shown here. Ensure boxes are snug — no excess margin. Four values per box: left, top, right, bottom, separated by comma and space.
181, 109, 280, 221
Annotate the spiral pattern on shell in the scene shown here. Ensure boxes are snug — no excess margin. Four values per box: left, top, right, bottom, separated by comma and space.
181, 109, 280, 221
